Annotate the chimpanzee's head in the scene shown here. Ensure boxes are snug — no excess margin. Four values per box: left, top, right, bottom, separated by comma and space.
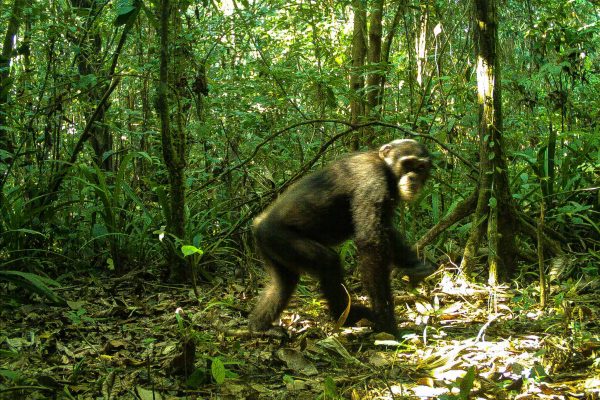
379, 139, 431, 202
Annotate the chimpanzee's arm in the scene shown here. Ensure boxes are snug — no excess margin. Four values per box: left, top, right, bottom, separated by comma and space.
352, 192, 398, 335
391, 229, 436, 284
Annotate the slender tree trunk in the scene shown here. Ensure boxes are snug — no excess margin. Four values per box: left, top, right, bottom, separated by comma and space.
0, 0, 25, 187
537, 202, 547, 307
415, 4, 428, 87
379, 0, 405, 105
461, 0, 518, 284
72, 0, 114, 171
365, 0, 384, 118
352, 0, 398, 149
350, 0, 367, 150
401, 6, 416, 117
362, 0, 385, 148
157, 0, 188, 282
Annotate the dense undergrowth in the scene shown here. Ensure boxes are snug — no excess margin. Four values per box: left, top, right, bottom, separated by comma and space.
1, 0, 600, 398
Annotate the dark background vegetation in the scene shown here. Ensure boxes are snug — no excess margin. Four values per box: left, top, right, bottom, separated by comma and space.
1, 0, 598, 398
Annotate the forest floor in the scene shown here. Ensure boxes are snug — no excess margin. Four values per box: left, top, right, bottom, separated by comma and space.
1, 266, 599, 400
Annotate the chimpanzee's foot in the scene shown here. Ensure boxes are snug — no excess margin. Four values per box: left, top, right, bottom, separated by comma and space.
342, 304, 374, 326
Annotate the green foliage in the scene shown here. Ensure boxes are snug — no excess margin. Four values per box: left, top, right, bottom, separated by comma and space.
210, 357, 226, 385
64, 308, 95, 325
439, 366, 477, 400
185, 357, 239, 388
181, 245, 204, 257
317, 376, 341, 400
0, 369, 23, 386
459, 367, 477, 398
0, 270, 65, 305
0, 0, 597, 290
115, 0, 141, 26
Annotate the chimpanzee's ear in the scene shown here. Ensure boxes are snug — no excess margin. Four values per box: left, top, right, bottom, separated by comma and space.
379, 144, 392, 160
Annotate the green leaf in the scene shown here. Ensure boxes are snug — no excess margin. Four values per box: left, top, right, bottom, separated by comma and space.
115, 0, 140, 26
211, 357, 226, 385
0, 149, 13, 161
322, 376, 339, 398
0, 351, 20, 359
136, 386, 163, 400
92, 223, 109, 238
117, 1, 135, 17
181, 245, 204, 257
186, 368, 209, 388
459, 366, 476, 399
0, 228, 46, 238
0, 271, 65, 305
107, 258, 115, 271
531, 362, 547, 381
520, 173, 529, 182
0, 369, 20, 380
283, 374, 295, 385
117, 2, 135, 16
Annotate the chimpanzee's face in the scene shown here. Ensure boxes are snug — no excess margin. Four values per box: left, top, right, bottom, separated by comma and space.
379, 139, 431, 202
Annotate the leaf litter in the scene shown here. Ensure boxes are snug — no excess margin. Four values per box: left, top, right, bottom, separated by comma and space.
0, 267, 599, 399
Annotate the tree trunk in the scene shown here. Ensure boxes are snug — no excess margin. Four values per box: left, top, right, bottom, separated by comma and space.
349, 0, 367, 150
415, 4, 428, 87
157, 0, 188, 282
401, 6, 416, 117
365, 0, 384, 118
461, 0, 518, 284
0, 0, 25, 187
379, 0, 405, 108
362, 0, 385, 148
72, 0, 114, 171
351, 0, 400, 149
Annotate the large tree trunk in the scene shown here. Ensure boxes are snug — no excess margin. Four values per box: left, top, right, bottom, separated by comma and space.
461, 0, 518, 284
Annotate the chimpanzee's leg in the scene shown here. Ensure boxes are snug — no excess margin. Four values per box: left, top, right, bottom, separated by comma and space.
250, 219, 371, 329
248, 258, 299, 331
314, 249, 374, 326
356, 242, 398, 335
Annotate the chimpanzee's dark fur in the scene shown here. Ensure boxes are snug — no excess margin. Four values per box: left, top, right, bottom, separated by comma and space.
249, 139, 432, 335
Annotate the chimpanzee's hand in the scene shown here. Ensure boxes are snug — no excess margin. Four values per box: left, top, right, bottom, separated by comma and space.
397, 262, 436, 286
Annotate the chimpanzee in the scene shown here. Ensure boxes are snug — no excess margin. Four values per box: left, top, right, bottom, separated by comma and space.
249, 139, 433, 335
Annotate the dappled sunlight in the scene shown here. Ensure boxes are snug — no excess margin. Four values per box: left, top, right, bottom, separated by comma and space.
476, 55, 494, 103
437, 269, 480, 296
1, 0, 598, 398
